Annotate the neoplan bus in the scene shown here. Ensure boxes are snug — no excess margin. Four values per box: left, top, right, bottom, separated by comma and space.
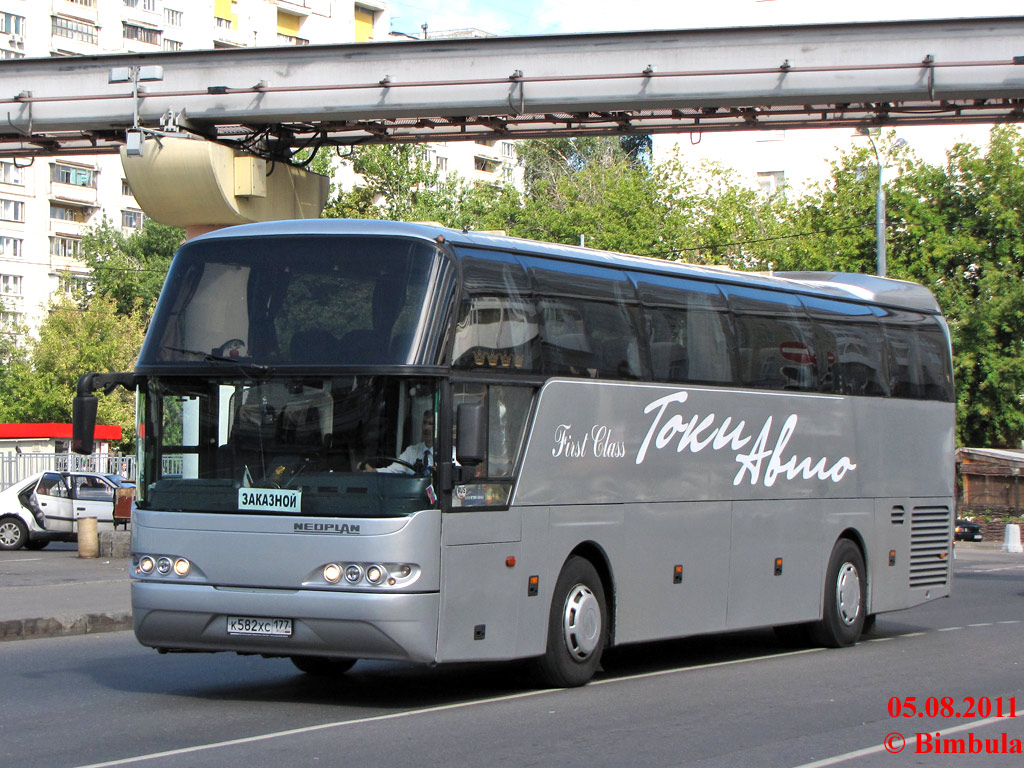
73, 220, 955, 687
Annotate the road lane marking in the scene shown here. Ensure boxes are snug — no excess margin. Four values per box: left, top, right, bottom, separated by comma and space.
68, 647, 825, 768
792, 706, 1024, 768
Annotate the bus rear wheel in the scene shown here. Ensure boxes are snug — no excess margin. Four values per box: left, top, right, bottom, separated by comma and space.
290, 656, 357, 676
534, 556, 607, 688
812, 539, 866, 648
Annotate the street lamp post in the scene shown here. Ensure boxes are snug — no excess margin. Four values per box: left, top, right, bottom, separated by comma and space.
857, 128, 906, 277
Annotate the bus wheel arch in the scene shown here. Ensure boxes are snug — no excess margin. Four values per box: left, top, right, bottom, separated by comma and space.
534, 545, 613, 687
812, 534, 867, 648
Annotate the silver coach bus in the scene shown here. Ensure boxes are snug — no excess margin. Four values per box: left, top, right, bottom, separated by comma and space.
73, 220, 955, 687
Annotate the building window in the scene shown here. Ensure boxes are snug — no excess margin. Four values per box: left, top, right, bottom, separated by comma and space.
1, 162, 24, 186
165, 8, 183, 26
123, 23, 162, 45
67, 0, 96, 6
0, 274, 22, 295
164, 39, 182, 51
1, 50, 26, 60
502, 142, 516, 159
436, 156, 448, 172
50, 203, 86, 223
0, 236, 23, 258
757, 170, 786, 196
122, 209, 144, 229
0, 311, 24, 330
1, 12, 25, 36
215, 17, 232, 30
1, 199, 25, 222
122, 179, 133, 196
59, 274, 90, 297
52, 16, 99, 44
50, 236, 83, 259
51, 163, 97, 188
354, 6, 376, 43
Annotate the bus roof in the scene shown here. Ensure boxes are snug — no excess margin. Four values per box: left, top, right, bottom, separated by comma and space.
191, 219, 942, 314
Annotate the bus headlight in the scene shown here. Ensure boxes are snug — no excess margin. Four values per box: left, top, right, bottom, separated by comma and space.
173, 558, 191, 577
323, 563, 342, 583
365, 564, 387, 585
138, 556, 155, 574
156, 557, 172, 575
344, 564, 364, 583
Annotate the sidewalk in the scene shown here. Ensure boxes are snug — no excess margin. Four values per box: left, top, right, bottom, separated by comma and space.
0, 543, 132, 642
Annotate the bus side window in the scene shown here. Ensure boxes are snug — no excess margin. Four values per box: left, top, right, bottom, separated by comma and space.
723, 286, 817, 392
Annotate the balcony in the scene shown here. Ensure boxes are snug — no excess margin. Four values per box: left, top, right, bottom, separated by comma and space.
52, 0, 99, 24
49, 181, 98, 207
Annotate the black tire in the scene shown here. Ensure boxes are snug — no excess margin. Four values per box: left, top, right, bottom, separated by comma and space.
811, 539, 866, 648
290, 656, 357, 676
534, 556, 607, 688
24, 538, 50, 551
0, 517, 28, 551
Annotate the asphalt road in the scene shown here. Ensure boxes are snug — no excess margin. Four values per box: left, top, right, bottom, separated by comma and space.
1, 548, 1021, 768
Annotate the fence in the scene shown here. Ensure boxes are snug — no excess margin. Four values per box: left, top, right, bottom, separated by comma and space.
0, 452, 135, 490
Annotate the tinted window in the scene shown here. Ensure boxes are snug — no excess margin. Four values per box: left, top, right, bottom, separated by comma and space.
721, 285, 817, 392
633, 274, 735, 385
453, 249, 539, 372
879, 310, 954, 401
801, 297, 889, 397
141, 236, 453, 368
523, 257, 642, 380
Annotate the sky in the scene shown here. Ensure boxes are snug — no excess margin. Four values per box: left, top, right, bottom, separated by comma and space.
384, 0, 1024, 38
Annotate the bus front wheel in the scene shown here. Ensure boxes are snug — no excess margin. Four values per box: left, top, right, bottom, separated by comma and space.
290, 656, 357, 676
535, 556, 607, 688
812, 539, 866, 648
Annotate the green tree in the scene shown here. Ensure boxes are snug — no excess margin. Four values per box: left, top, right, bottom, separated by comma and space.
79, 217, 183, 317
0, 296, 146, 448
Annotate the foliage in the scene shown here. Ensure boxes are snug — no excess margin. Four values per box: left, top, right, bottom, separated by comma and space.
0, 296, 146, 448
79, 218, 183, 317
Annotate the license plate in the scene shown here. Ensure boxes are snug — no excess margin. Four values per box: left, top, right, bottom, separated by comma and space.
227, 616, 293, 637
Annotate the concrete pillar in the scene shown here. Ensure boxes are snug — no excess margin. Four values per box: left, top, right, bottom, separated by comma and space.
77, 517, 98, 559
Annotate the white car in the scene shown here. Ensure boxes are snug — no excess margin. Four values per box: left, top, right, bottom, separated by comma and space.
0, 471, 134, 551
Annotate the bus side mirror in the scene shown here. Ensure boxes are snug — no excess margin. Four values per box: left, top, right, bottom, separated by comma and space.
72, 393, 98, 455
456, 403, 486, 466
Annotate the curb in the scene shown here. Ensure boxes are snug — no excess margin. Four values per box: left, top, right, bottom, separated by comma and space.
0, 612, 133, 642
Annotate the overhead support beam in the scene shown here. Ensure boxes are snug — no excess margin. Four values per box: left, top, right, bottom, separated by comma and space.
1, 16, 1023, 159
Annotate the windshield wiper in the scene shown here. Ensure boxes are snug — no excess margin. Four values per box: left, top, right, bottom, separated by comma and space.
164, 346, 270, 373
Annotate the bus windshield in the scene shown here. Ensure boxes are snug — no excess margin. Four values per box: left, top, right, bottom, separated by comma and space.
139, 374, 441, 517
138, 235, 454, 369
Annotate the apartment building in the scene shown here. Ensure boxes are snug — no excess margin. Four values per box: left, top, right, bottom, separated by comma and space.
0, 0, 393, 340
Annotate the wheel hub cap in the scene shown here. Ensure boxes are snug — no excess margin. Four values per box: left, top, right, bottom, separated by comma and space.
836, 563, 862, 626
562, 584, 601, 660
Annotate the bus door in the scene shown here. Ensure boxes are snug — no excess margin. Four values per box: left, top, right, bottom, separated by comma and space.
437, 382, 536, 662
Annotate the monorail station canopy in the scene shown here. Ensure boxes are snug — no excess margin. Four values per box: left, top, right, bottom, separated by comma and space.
1, 15, 1022, 228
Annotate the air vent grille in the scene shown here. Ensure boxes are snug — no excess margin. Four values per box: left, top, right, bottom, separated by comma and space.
909, 506, 951, 588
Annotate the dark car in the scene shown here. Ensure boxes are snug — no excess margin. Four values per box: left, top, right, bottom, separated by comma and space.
954, 518, 983, 542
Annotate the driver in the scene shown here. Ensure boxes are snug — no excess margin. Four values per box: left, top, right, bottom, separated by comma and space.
361, 410, 435, 474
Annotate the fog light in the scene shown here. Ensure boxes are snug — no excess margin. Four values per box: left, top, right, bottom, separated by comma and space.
344, 564, 363, 583
157, 557, 172, 575
139, 556, 155, 574
173, 558, 191, 577
366, 565, 386, 584
323, 563, 342, 583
